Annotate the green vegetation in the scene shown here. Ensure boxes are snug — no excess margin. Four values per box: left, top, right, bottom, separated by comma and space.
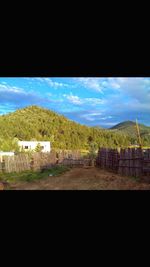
0, 105, 131, 151
0, 105, 150, 152
88, 142, 98, 159
0, 165, 70, 183
111, 121, 150, 135
35, 143, 43, 152
110, 121, 150, 146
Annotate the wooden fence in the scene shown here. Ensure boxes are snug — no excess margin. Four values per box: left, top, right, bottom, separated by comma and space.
59, 158, 91, 167
96, 148, 150, 178
0, 150, 88, 173
96, 148, 119, 173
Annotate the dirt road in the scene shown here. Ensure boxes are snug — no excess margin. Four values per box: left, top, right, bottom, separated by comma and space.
8, 167, 150, 190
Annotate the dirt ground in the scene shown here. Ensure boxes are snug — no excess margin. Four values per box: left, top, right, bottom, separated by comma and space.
6, 167, 150, 190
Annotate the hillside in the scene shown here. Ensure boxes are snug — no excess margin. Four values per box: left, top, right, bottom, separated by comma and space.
0, 105, 131, 151
110, 120, 150, 145
111, 121, 136, 130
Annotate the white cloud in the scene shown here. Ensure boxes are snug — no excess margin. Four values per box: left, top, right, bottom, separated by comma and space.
77, 78, 150, 118
108, 78, 150, 105
84, 98, 104, 105
44, 78, 65, 88
0, 83, 56, 109
30, 78, 69, 89
75, 78, 104, 93
75, 77, 122, 93
80, 112, 113, 122
66, 95, 83, 105
88, 112, 102, 116
101, 122, 120, 127
64, 93, 104, 106
80, 112, 103, 122
80, 114, 96, 121
1, 81, 7, 85
0, 84, 24, 93
101, 116, 112, 120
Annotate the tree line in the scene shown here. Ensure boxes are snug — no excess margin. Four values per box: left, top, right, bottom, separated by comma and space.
0, 105, 149, 152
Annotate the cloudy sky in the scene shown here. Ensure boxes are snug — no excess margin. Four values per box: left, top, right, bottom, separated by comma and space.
0, 77, 150, 128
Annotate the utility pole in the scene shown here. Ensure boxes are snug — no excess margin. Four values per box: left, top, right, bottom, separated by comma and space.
135, 119, 142, 148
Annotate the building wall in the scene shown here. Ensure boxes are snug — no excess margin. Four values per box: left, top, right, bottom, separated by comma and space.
18, 141, 51, 153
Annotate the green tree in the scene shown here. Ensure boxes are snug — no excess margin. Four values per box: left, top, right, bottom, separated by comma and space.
89, 142, 97, 159
35, 143, 43, 152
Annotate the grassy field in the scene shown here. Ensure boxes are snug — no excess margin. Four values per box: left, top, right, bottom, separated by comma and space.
0, 165, 70, 183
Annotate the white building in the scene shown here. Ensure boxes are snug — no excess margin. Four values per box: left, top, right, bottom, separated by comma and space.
18, 141, 51, 153
0, 152, 15, 162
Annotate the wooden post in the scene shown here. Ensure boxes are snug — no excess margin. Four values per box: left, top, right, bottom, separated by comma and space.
135, 119, 142, 148
0, 182, 4, 190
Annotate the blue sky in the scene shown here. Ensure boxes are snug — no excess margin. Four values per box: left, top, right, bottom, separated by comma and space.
0, 77, 150, 128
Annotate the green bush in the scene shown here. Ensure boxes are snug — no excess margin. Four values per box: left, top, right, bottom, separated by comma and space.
0, 165, 70, 183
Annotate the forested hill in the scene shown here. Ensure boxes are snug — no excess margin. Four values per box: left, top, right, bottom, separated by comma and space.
111, 121, 136, 131
110, 121, 150, 140
0, 105, 131, 151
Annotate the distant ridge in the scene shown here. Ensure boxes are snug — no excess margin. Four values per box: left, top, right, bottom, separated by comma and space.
110, 120, 150, 137
111, 121, 136, 129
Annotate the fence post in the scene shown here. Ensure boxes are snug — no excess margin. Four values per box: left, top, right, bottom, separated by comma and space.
2, 160, 5, 173
30, 157, 34, 171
